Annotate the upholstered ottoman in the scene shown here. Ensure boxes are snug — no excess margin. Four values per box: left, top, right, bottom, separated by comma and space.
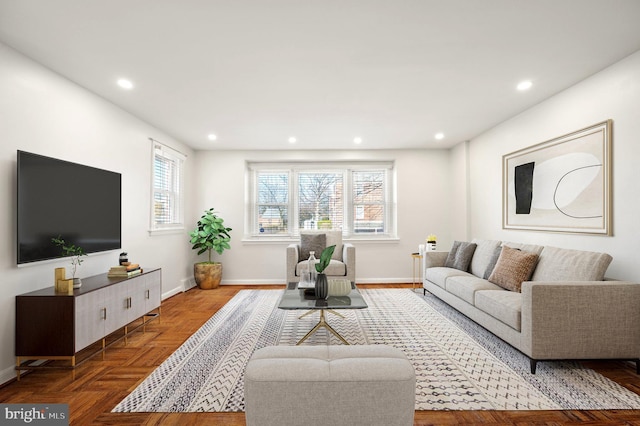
244, 345, 416, 426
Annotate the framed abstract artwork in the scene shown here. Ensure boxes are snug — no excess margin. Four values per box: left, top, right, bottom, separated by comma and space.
502, 120, 612, 235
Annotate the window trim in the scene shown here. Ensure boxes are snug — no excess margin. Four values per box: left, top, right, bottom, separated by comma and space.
246, 161, 396, 240
149, 139, 186, 235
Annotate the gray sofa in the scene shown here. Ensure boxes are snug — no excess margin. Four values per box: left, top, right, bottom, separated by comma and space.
422, 239, 640, 373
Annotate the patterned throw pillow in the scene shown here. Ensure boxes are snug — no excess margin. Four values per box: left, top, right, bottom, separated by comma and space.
299, 233, 326, 262
444, 241, 478, 272
488, 246, 539, 292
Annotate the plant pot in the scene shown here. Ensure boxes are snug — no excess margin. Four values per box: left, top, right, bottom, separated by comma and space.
194, 262, 222, 289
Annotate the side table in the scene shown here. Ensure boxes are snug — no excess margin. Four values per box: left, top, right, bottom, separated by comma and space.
411, 253, 423, 291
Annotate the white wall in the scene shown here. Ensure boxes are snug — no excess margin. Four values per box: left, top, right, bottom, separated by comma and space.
192, 149, 453, 284
0, 42, 195, 384
462, 49, 640, 281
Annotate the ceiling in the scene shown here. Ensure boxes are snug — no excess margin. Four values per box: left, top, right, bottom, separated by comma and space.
1, 1, 640, 151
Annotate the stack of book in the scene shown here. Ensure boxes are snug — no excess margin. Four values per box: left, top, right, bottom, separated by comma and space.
108, 263, 142, 278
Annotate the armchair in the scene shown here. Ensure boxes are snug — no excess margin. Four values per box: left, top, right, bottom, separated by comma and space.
286, 231, 355, 284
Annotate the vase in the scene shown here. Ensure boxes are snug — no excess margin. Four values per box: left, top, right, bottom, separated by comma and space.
194, 262, 222, 289
73, 277, 82, 289
315, 273, 328, 299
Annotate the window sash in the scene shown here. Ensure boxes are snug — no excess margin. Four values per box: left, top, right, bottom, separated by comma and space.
151, 141, 185, 230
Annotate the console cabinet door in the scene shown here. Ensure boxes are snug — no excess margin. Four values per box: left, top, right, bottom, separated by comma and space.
75, 288, 106, 352
125, 275, 147, 322
144, 269, 162, 312
104, 280, 130, 335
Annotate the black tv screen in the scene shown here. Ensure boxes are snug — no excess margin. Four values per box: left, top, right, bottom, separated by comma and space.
17, 150, 122, 264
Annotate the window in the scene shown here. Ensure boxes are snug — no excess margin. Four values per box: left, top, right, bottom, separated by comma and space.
248, 162, 395, 238
150, 140, 185, 232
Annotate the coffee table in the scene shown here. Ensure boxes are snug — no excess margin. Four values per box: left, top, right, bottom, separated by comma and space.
279, 282, 368, 345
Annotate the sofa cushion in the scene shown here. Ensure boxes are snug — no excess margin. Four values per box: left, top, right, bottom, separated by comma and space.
425, 267, 471, 289
324, 231, 344, 261
475, 290, 522, 331
296, 259, 346, 277
444, 241, 477, 271
488, 246, 539, 292
470, 239, 502, 278
531, 246, 613, 282
502, 241, 544, 256
300, 233, 326, 262
445, 275, 505, 305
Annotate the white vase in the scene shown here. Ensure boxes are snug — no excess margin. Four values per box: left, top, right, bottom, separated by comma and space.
73, 277, 82, 288
328, 279, 352, 296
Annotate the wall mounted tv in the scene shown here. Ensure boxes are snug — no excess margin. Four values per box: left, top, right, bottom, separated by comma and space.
17, 150, 122, 265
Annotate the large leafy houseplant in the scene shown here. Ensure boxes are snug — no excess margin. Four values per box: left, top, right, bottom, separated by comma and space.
189, 208, 232, 289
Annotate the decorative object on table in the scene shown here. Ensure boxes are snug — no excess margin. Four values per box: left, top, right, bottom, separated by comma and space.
108, 262, 142, 278
502, 120, 612, 235
119, 252, 128, 265
426, 234, 437, 251
54, 267, 73, 294
328, 279, 352, 297
189, 208, 232, 289
314, 245, 336, 299
51, 236, 86, 288
307, 251, 317, 284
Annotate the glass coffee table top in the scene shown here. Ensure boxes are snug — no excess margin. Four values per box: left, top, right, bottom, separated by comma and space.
278, 282, 368, 345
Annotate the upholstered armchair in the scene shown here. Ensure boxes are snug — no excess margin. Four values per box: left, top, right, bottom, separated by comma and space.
286, 230, 355, 284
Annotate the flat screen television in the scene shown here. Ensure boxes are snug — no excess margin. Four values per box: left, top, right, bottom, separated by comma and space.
17, 150, 122, 264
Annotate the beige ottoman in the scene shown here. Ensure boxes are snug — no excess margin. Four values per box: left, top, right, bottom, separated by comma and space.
244, 345, 416, 426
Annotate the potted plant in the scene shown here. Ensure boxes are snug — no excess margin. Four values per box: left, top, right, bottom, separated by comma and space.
314, 245, 335, 299
52, 236, 86, 288
189, 208, 232, 289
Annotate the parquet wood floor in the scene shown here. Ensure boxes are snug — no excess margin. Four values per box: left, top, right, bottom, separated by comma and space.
2, 284, 640, 425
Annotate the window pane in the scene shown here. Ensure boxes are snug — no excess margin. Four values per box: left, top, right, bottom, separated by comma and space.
298, 172, 343, 230
151, 141, 184, 230
257, 172, 288, 234
353, 171, 385, 233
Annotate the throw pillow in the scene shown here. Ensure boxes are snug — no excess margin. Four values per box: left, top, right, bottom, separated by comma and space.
444, 241, 478, 272
299, 233, 326, 262
482, 245, 503, 280
488, 246, 539, 292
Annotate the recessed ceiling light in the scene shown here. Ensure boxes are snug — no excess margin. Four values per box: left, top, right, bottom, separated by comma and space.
434, 133, 444, 140
288, 137, 297, 144
208, 134, 217, 141
354, 137, 363, 144
117, 78, 134, 90
517, 80, 533, 91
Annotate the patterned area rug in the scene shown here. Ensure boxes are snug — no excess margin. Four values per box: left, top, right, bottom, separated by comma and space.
113, 289, 640, 412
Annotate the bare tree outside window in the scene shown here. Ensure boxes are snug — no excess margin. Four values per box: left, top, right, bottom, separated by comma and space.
299, 172, 343, 230
257, 172, 288, 234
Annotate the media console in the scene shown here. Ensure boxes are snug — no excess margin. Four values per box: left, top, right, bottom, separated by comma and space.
15, 268, 161, 379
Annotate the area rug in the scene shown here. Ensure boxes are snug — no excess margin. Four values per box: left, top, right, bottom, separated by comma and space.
113, 289, 640, 412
